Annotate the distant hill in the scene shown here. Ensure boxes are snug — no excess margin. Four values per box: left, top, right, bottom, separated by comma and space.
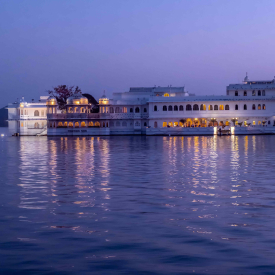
0, 106, 8, 127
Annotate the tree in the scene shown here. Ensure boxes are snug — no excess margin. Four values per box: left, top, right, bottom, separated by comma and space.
238, 122, 243, 127
48, 85, 82, 110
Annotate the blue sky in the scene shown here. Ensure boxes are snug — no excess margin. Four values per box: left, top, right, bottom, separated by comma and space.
1, 0, 275, 105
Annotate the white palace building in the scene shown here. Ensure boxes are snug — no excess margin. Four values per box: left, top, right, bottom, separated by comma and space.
7, 75, 275, 136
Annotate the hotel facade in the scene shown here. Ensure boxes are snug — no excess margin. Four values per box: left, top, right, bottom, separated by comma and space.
8, 75, 275, 136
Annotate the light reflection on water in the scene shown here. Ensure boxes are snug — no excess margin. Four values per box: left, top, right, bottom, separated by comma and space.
1, 133, 275, 274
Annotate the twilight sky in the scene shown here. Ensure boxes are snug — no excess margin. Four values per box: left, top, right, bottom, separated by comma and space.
1, 0, 275, 106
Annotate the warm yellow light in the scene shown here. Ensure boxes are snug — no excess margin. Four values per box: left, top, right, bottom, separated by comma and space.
20, 104, 24, 107
76, 101, 80, 104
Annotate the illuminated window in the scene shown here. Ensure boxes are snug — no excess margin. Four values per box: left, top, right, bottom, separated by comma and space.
75, 122, 79, 127
244, 104, 247, 110
200, 104, 206, 111
154, 105, 157, 111
163, 122, 167, 127
80, 107, 84, 113
225, 105, 229, 110
179, 105, 183, 111
214, 105, 218, 110
21, 122, 23, 127
219, 105, 224, 110
225, 121, 230, 126
174, 105, 178, 111
168, 122, 173, 127
58, 122, 63, 127
88, 121, 93, 127
253, 121, 255, 125
258, 104, 261, 110
258, 121, 262, 125
263, 104, 266, 110
208, 105, 213, 111
168, 105, 172, 111
163, 105, 167, 111
74, 107, 78, 113
34, 110, 39, 116
174, 122, 178, 127
186, 104, 192, 111
81, 121, 86, 127
164, 93, 169, 97
193, 104, 199, 111
64, 122, 68, 127
69, 122, 73, 127
68, 107, 72, 113
95, 121, 100, 127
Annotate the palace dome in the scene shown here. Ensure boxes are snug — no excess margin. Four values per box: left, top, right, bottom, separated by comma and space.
67, 94, 88, 105
46, 96, 57, 105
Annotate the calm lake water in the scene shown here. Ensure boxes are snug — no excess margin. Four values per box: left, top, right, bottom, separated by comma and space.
1, 127, 275, 274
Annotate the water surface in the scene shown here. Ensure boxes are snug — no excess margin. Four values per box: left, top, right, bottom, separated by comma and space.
1, 128, 275, 274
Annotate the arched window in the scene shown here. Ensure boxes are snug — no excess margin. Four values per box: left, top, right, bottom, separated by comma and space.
34, 110, 39, 116
154, 105, 157, 111
110, 107, 114, 113
200, 104, 206, 111
208, 105, 213, 111
235, 104, 238, 110
75, 122, 79, 127
122, 121, 127, 127
58, 122, 63, 127
103, 122, 105, 127
68, 107, 72, 113
135, 107, 140, 113
81, 121, 86, 127
116, 121, 120, 126
193, 104, 199, 111
80, 107, 84, 113
144, 122, 147, 126
163, 105, 167, 111
168, 105, 172, 111
89, 122, 93, 127
244, 104, 247, 110
130, 108, 133, 113
168, 122, 173, 127
262, 90, 266, 96
163, 122, 167, 127
106, 122, 109, 127
219, 105, 224, 110
214, 105, 218, 110
244, 91, 247, 96
252, 104, 256, 110
74, 107, 78, 113
115, 107, 120, 113
154, 121, 158, 128
144, 108, 147, 112
186, 104, 192, 111
258, 90, 261, 96
164, 93, 169, 97
95, 121, 100, 127
263, 104, 266, 110
34, 122, 39, 128
179, 105, 183, 111
258, 104, 261, 110
64, 122, 67, 127
235, 91, 238, 96
225, 105, 229, 110
174, 105, 178, 111
252, 90, 256, 96
69, 122, 73, 127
